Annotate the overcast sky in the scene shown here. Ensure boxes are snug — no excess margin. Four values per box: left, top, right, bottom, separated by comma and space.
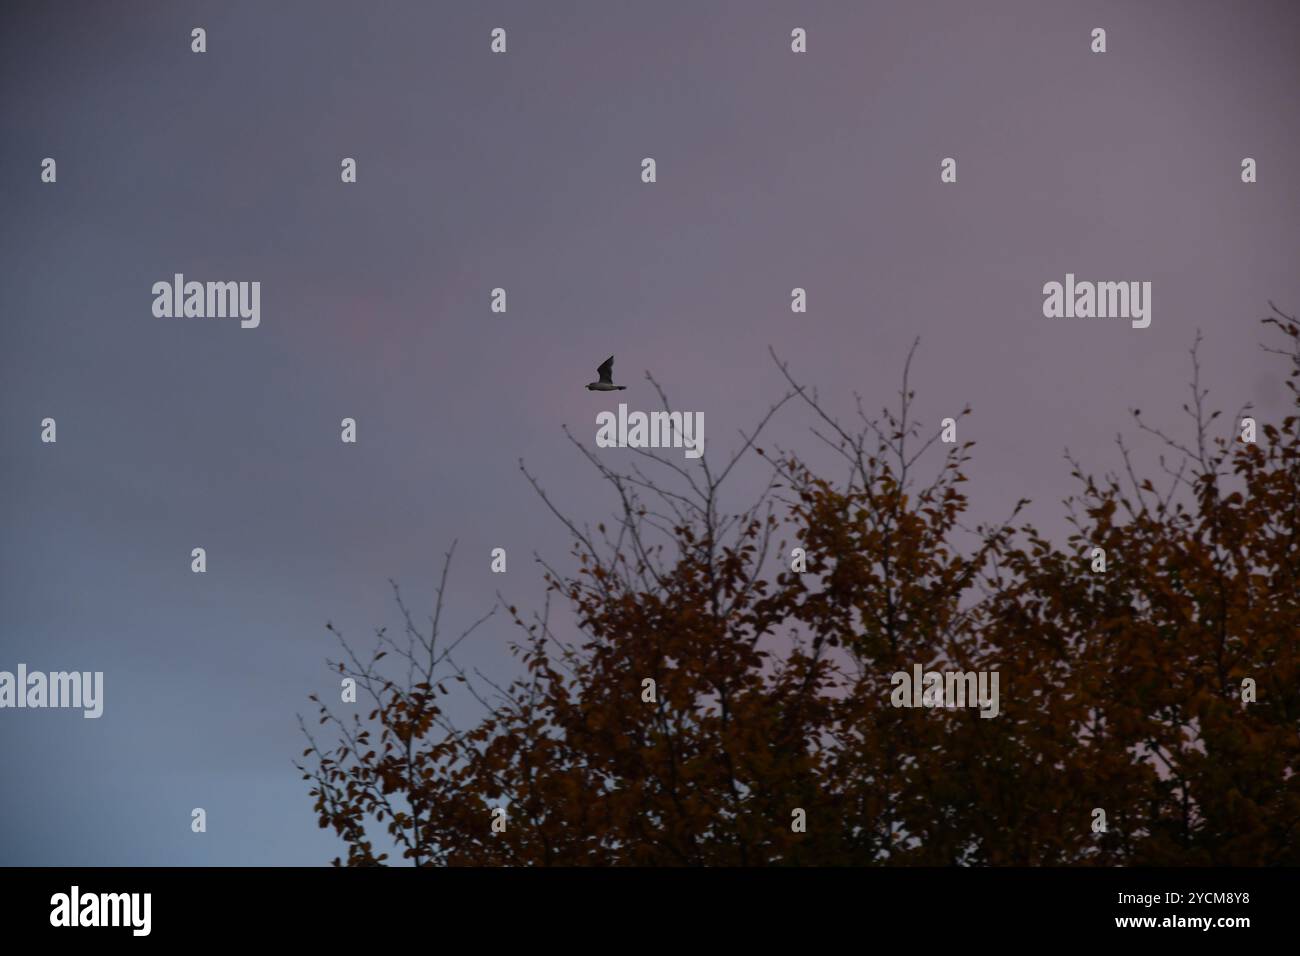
2, 0, 1297, 865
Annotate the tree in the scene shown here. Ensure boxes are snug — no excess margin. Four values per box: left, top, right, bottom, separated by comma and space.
299, 306, 1300, 866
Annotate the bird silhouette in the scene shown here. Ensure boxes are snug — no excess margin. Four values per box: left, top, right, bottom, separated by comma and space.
586, 355, 626, 391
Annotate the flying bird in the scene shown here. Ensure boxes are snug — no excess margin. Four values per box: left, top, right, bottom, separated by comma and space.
586, 355, 627, 391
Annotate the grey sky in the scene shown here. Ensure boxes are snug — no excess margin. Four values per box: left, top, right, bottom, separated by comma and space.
1, 0, 1297, 864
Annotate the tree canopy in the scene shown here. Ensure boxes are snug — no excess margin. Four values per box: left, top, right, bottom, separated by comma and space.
300, 306, 1300, 866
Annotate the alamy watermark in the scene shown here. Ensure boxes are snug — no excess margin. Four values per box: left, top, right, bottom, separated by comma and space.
596, 404, 705, 460
890, 664, 999, 718
0, 664, 103, 718
1042, 273, 1151, 329
50, 886, 150, 936
152, 274, 260, 329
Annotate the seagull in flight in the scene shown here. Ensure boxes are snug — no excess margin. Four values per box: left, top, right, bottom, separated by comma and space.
586, 355, 627, 391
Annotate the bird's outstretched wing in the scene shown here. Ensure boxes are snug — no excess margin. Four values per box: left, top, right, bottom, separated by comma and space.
597, 355, 615, 385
